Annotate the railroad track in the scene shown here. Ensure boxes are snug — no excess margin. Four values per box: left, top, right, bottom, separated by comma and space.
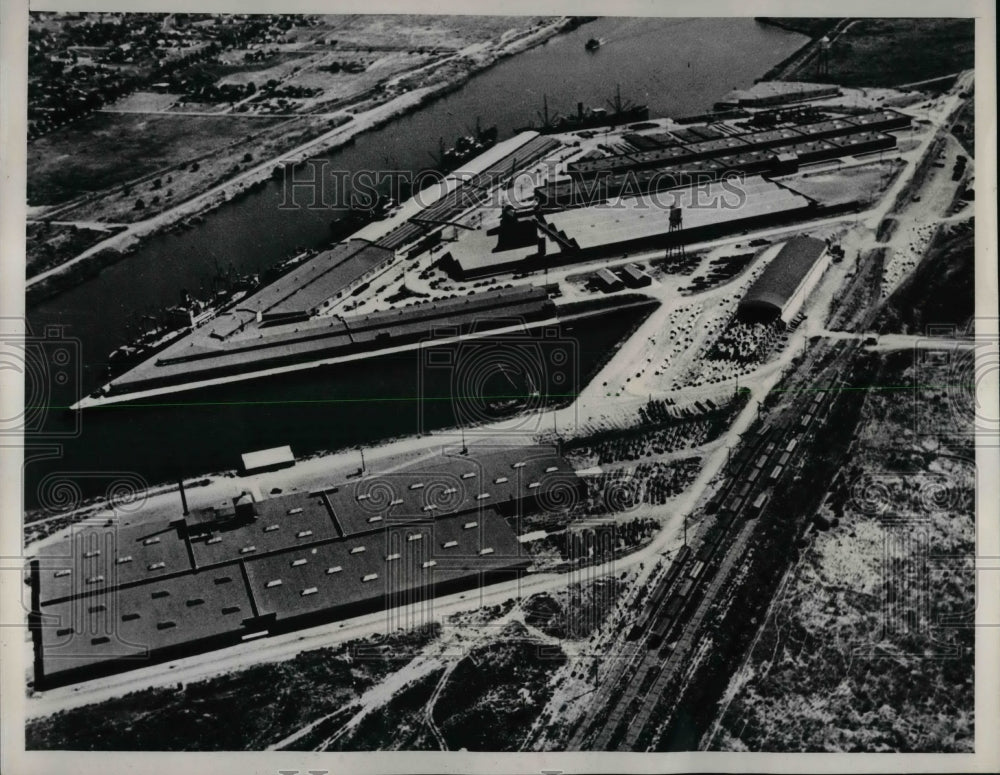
571, 343, 853, 750
625, 519, 757, 749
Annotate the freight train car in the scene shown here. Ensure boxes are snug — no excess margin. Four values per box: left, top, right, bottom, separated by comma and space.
627, 545, 691, 640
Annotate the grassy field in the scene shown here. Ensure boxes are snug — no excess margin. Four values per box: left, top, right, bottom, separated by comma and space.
788, 19, 974, 88
320, 15, 551, 51
27, 112, 284, 206
319, 667, 443, 751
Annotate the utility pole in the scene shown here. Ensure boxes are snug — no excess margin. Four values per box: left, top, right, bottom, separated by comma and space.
178, 479, 189, 516
359, 446, 366, 474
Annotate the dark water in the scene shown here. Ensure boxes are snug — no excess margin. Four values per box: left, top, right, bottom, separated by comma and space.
24, 18, 806, 505
26, 306, 652, 509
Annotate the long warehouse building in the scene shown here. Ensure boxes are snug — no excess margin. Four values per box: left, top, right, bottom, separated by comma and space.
447, 176, 814, 279
737, 236, 830, 324
30, 446, 580, 687
99, 286, 555, 397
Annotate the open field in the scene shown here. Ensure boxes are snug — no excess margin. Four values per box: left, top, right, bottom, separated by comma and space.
316, 14, 546, 50
25, 13, 570, 284
784, 19, 974, 89
27, 113, 285, 206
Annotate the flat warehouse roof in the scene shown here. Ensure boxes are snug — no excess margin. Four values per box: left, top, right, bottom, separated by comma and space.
229, 241, 366, 320
39, 518, 193, 604
845, 109, 909, 127
686, 136, 752, 154
798, 118, 857, 136
685, 124, 724, 140
825, 131, 894, 148
327, 446, 576, 535
544, 176, 810, 251
107, 287, 553, 393
770, 138, 838, 156
743, 127, 806, 144
342, 286, 548, 333
244, 509, 525, 622
266, 243, 392, 318
38, 564, 252, 677
569, 144, 691, 174
34, 444, 576, 684
188, 491, 340, 567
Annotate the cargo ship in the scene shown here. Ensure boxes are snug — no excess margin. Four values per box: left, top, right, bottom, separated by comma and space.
431, 119, 499, 173
104, 274, 259, 378
516, 86, 649, 134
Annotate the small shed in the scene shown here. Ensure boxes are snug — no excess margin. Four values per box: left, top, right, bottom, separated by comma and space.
241, 445, 295, 475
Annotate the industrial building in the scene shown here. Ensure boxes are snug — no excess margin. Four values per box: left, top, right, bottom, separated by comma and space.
447, 176, 814, 279
102, 286, 556, 396
544, 177, 811, 253
737, 236, 830, 324
715, 80, 841, 109
541, 129, 899, 209
559, 108, 908, 185
30, 446, 580, 687
254, 240, 394, 324
594, 268, 625, 293
241, 445, 296, 475
619, 264, 652, 288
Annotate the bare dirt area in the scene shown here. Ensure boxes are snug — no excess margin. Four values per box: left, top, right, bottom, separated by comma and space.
318, 15, 543, 51
708, 350, 974, 752
779, 159, 903, 208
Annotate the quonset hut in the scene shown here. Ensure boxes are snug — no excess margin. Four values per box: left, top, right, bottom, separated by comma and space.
737, 237, 829, 325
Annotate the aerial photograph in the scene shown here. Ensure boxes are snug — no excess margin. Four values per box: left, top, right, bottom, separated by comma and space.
4, 7, 994, 764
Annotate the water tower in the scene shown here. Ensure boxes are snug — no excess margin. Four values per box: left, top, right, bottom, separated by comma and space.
816, 36, 831, 77
666, 204, 685, 257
